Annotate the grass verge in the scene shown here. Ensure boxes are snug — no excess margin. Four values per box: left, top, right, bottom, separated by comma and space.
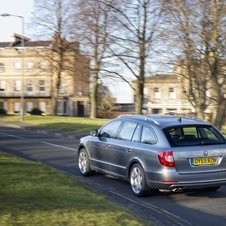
0, 152, 152, 226
0, 115, 109, 133
2, 115, 226, 134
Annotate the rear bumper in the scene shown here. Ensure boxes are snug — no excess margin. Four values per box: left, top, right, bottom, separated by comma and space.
168, 180, 226, 190
145, 170, 226, 190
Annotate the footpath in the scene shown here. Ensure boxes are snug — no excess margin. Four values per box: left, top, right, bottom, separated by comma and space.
0, 121, 89, 140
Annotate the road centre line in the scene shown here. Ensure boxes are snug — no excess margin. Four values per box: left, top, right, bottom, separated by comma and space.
41, 141, 77, 151
0, 132, 26, 139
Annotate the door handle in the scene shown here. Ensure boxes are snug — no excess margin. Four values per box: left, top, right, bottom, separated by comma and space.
126, 148, 132, 153
106, 145, 111, 149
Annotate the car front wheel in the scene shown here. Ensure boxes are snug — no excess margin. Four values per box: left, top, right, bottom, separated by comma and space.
78, 148, 94, 176
130, 163, 150, 197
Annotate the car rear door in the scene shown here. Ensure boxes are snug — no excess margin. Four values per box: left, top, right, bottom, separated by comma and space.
109, 122, 140, 177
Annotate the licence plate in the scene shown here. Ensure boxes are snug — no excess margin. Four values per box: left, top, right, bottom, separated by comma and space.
193, 157, 217, 166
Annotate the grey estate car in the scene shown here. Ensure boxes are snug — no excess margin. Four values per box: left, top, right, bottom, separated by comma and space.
77, 114, 226, 197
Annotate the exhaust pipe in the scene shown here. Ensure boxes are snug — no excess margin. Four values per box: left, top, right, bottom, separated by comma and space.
171, 187, 184, 193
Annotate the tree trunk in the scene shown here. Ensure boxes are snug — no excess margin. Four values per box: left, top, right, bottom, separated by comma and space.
213, 98, 226, 130
135, 79, 144, 114
194, 107, 205, 119
90, 70, 98, 118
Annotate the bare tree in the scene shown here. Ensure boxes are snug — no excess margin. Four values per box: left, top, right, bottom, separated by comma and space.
29, 0, 77, 114
103, 0, 163, 114
70, 0, 117, 118
162, 0, 226, 129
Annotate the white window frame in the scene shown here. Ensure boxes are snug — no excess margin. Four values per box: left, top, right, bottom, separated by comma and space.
26, 102, 33, 113
39, 61, 47, 71
39, 80, 45, 91
14, 62, 21, 71
169, 87, 176, 98
57, 100, 68, 115
0, 80, 6, 91
59, 82, 65, 94
0, 63, 5, 72
26, 62, 34, 71
14, 102, 20, 114
26, 80, 33, 92
154, 87, 161, 98
14, 80, 21, 92
39, 102, 46, 113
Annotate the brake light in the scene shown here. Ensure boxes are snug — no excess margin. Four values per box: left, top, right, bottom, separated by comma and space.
158, 151, 175, 167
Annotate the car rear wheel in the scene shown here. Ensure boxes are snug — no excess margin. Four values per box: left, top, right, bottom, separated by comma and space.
78, 148, 94, 176
203, 186, 221, 192
130, 163, 150, 197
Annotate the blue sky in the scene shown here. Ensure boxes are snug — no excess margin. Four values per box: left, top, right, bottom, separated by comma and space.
0, 0, 133, 103
0, 0, 33, 41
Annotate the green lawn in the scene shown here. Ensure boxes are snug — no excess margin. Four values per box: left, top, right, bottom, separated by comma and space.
0, 115, 109, 133
0, 152, 153, 226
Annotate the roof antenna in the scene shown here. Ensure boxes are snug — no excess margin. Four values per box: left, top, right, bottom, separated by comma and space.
178, 117, 182, 123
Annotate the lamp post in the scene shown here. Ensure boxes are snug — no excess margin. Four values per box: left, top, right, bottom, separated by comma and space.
1, 13, 24, 121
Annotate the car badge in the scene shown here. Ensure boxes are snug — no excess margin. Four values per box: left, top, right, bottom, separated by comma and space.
203, 150, 208, 156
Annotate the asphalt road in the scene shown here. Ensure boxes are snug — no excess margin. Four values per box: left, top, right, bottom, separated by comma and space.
1, 125, 226, 226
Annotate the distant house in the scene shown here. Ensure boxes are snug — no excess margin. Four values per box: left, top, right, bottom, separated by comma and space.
0, 33, 90, 116
143, 74, 194, 114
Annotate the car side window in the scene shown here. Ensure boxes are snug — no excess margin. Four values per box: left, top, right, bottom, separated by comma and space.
132, 124, 141, 142
141, 126, 157, 145
99, 121, 122, 139
118, 122, 138, 141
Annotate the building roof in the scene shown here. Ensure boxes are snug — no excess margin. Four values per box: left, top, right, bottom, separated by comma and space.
0, 40, 51, 48
0, 33, 52, 48
145, 74, 178, 83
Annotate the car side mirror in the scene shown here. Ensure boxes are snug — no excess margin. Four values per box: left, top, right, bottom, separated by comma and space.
90, 130, 98, 137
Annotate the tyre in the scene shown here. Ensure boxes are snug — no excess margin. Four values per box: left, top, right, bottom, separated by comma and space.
203, 186, 221, 192
78, 148, 94, 176
130, 163, 150, 197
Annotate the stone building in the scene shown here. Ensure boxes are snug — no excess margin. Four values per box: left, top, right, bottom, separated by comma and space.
143, 74, 194, 114
0, 33, 90, 116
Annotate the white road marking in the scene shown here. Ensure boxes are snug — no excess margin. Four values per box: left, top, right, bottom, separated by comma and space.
41, 141, 77, 151
0, 132, 26, 139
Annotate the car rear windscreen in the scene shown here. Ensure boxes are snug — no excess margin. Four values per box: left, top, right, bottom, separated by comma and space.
163, 125, 226, 147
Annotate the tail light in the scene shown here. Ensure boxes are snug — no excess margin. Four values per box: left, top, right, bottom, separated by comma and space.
158, 151, 175, 167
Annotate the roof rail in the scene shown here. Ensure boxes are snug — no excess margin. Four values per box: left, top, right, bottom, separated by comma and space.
118, 114, 159, 124
164, 112, 206, 122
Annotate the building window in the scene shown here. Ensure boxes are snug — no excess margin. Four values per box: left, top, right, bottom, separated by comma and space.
57, 100, 68, 115
26, 80, 33, 92
14, 102, 20, 114
0, 81, 6, 91
0, 102, 4, 108
169, 87, 176, 98
39, 102, 46, 114
39, 61, 47, 71
14, 80, 21, 92
0, 101, 7, 113
26, 102, 33, 113
154, 87, 161, 98
39, 80, 45, 91
59, 82, 65, 94
26, 62, 34, 71
0, 63, 5, 72
152, 109, 160, 114
14, 62, 21, 71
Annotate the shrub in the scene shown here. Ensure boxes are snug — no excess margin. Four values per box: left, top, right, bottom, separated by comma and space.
30, 108, 43, 115
0, 108, 7, 115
